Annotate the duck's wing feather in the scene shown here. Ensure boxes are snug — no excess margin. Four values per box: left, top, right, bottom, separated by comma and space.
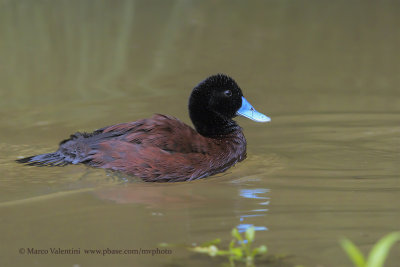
99, 114, 209, 154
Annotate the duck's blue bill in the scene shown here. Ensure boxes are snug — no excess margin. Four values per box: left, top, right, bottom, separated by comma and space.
236, 97, 271, 122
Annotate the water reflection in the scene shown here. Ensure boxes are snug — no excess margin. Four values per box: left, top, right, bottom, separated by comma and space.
94, 182, 206, 208
237, 188, 270, 233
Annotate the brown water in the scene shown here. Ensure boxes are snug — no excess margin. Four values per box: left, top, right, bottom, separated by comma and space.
1, 1, 399, 266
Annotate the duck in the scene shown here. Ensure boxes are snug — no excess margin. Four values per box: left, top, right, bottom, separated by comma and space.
16, 74, 270, 182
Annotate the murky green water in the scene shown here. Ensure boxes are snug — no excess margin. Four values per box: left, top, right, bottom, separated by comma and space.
1, 1, 399, 266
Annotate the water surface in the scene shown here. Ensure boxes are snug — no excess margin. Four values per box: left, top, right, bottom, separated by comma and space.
1, 1, 399, 266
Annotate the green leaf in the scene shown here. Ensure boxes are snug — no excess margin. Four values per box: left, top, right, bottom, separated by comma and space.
229, 247, 243, 259
340, 238, 366, 267
232, 228, 243, 242
190, 246, 208, 253
200, 238, 221, 247
215, 250, 232, 256
190, 245, 219, 256
366, 232, 400, 267
252, 245, 267, 256
245, 227, 255, 243
229, 240, 236, 250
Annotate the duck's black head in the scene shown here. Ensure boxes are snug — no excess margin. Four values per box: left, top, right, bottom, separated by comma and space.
189, 74, 270, 137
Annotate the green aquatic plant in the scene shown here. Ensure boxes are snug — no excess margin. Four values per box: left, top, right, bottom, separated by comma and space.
189, 226, 267, 267
340, 232, 400, 267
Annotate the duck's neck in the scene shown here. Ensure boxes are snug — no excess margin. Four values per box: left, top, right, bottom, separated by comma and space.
190, 109, 241, 137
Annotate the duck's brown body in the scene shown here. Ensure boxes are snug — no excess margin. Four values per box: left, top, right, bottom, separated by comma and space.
22, 114, 247, 182
86, 114, 247, 181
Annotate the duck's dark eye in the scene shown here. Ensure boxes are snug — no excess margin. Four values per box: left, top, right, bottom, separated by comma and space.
224, 90, 232, 97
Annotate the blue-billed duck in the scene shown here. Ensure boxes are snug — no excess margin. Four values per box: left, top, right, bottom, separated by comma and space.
17, 74, 270, 182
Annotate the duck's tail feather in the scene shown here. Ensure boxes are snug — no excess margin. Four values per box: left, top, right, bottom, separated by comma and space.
16, 152, 71, 167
